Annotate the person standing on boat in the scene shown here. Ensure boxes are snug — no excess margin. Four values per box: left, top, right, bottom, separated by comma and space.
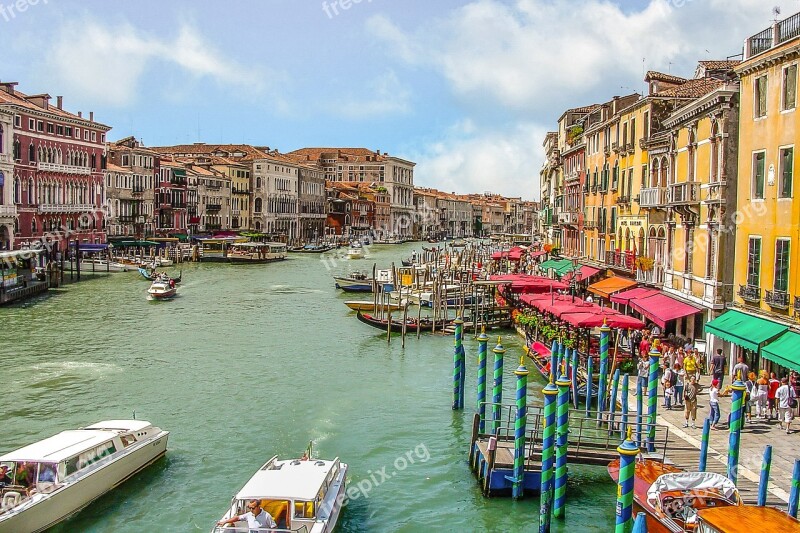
217, 500, 277, 531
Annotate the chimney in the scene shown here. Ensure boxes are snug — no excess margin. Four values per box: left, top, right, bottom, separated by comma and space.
89, 111, 94, 123
0, 82, 18, 95
56, 96, 63, 110
26, 93, 51, 110
78, 112, 82, 118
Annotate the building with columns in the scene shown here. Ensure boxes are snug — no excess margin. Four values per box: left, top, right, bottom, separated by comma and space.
0, 82, 111, 251
0, 106, 14, 249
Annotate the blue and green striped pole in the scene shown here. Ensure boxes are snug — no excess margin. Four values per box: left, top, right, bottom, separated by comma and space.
452, 316, 464, 410
608, 368, 620, 433
564, 346, 572, 383
597, 321, 610, 426
726, 377, 746, 484
550, 339, 559, 382
620, 374, 629, 441
635, 376, 643, 448
757, 445, 772, 506
553, 371, 571, 519
585, 354, 594, 417
699, 418, 710, 472
492, 337, 505, 435
788, 459, 800, 518
646, 347, 660, 452
511, 357, 529, 499
571, 348, 579, 409
477, 328, 489, 433
539, 378, 558, 533
615, 429, 640, 533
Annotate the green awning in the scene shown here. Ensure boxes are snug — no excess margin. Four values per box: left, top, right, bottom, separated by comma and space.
539, 259, 575, 276
704, 310, 788, 352
761, 331, 800, 372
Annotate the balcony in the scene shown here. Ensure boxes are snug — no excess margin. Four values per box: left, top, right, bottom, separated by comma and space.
40, 204, 95, 213
132, 187, 145, 197
765, 289, 790, 310
0, 205, 17, 217
565, 170, 580, 183
206, 204, 222, 212
232, 187, 249, 195
611, 142, 620, 154
37, 162, 92, 175
0, 153, 11, 164
616, 196, 630, 205
703, 181, 726, 204
639, 137, 650, 150
231, 208, 241, 215
639, 187, 668, 208
669, 182, 700, 204
605, 250, 636, 272
583, 220, 596, 229
738, 284, 762, 303
625, 142, 635, 153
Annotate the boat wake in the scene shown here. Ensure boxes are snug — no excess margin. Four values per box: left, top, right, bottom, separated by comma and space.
270, 284, 325, 295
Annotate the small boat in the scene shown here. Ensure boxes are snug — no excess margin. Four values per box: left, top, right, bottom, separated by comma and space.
356, 311, 447, 333
0, 420, 168, 533
212, 446, 346, 533
289, 244, 334, 254
228, 242, 288, 264
139, 267, 182, 284
347, 242, 364, 259
608, 459, 741, 533
344, 300, 405, 312
334, 271, 374, 292
147, 278, 177, 299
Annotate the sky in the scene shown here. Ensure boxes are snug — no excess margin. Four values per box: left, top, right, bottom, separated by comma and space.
1, 0, 796, 199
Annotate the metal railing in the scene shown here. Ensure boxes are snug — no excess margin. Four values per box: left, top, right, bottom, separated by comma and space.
738, 284, 761, 303
669, 182, 700, 204
749, 27, 774, 57
40, 203, 95, 213
765, 289, 790, 309
639, 187, 667, 207
780, 13, 800, 45
37, 161, 92, 175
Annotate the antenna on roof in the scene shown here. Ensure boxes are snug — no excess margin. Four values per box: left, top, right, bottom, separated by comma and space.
772, 6, 781, 22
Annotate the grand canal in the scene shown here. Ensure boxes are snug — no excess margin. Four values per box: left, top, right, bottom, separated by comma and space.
1, 243, 616, 532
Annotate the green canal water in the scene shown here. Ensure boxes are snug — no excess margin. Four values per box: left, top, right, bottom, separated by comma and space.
1, 243, 617, 532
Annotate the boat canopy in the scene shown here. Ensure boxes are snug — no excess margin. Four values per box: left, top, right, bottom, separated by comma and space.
0, 430, 116, 463
646, 472, 740, 506
236, 459, 339, 501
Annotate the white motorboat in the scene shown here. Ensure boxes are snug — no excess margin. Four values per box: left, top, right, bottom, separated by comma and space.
213, 451, 347, 533
147, 278, 177, 299
0, 420, 169, 533
346, 242, 364, 259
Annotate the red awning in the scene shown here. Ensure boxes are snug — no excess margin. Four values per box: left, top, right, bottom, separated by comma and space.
490, 274, 569, 294
491, 246, 526, 261
562, 265, 602, 282
559, 311, 644, 329
530, 250, 548, 259
610, 287, 660, 306
630, 293, 703, 329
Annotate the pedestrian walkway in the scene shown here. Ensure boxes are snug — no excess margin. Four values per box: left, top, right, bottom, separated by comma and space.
624, 378, 796, 504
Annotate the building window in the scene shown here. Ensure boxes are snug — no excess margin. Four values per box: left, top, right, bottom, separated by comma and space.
36, 120, 44, 132
747, 237, 761, 287
775, 239, 790, 292
755, 75, 768, 118
752, 151, 766, 199
28, 118, 34, 130
783, 64, 797, 111
75, 128, 80, 138
91, 132, 97, 142
14, 115, 20, 128
779, 147, 793, 198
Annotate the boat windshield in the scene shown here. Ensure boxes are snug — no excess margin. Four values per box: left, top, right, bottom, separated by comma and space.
659, 491, 737, 525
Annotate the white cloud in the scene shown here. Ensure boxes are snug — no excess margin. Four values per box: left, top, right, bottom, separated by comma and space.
41, 19, 271, 107
411, 122, 547, 200
336, 70, 411, 118
369, 0, 795, 114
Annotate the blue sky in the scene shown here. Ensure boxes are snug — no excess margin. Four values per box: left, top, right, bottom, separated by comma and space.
2, 0, 795, 199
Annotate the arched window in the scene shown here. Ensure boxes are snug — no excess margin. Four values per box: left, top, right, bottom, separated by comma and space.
27, 178, 34, 204
0, 124, 3, 153
13, 139, 20, 160
29, 143, 35, 163
31, 217, 37, 235
254, 197, 262, 213
14, 177, 20, 204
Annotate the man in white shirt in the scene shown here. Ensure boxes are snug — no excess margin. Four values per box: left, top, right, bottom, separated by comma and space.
775, 377, 795, 434
217, 500, 277, 532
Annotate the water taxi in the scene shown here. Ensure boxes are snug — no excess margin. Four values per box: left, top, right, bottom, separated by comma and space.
346, 242, 364, 259
212, 453, 347, 533
608, 459, 741, 533
228, 242, 288, 264
333, 271, 373, 292
147, 278, 177, 299
0, 420, 168, 533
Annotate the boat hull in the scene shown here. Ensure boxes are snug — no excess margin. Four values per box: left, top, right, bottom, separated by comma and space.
334, 277, 373, 292
344, 301, 403, 312
0, 432, 168, 533
356, 311, 443, 333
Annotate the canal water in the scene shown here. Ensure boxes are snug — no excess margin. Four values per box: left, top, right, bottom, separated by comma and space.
1, 243, 616, 532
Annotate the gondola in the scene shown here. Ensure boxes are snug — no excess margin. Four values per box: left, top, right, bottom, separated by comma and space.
356, 311, 447, 333
138, 267, 182, 283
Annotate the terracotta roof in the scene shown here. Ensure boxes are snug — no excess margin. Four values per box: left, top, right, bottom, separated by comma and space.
105, 163, 130, 173
697, 60, 741, 70
152, 144, 269, 161
654, 77, 723, 99
644, 71, 687, 84
287, 147, 387, 163
0, 85, 110, 129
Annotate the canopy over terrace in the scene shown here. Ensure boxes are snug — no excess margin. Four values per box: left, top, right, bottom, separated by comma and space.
587, 276, 637, 299
519, 293, 645, 329
761, 331, 800, 372
629, 293, 702, 329
491, 246, 527, 261
561, 264, 602, 282
559, 311, 645, 330
490, 274, 569, 294
538, 258, 575, 276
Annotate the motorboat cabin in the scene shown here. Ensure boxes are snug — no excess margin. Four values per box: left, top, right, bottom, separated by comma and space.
0, 420, 168, 533
228, 242, 288, 264
213, 456, 347, 533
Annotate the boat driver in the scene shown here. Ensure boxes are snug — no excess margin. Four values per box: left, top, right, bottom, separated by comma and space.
0, 465, 11, 486
217, 499, 277, 531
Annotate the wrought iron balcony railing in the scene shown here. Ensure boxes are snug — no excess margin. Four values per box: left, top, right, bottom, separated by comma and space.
765, 289, 790, 310
738, 284, 761, 303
